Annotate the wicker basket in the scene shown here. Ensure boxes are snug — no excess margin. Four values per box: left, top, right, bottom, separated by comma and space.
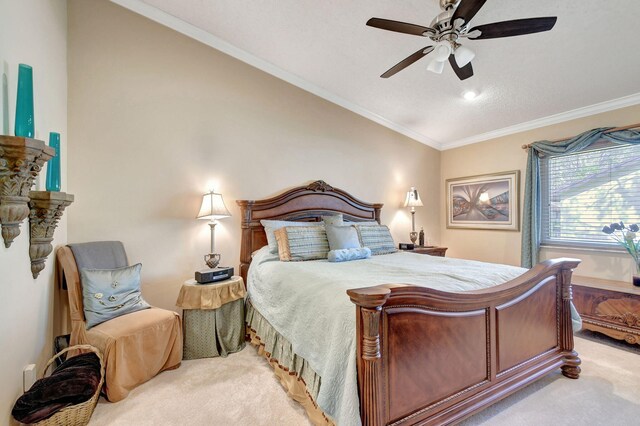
28, 344, 105, 426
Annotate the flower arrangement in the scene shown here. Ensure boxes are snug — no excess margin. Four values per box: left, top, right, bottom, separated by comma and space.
602, 221, 640, 275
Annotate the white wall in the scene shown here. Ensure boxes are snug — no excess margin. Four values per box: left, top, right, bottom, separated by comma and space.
67, 0, 441, 311
0, 0, 68, 423
441, 104, 640, 281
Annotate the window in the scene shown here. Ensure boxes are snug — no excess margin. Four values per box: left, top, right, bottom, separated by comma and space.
540, 143, 640, 248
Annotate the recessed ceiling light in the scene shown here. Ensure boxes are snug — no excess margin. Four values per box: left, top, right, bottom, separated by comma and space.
463, 91, 478, 101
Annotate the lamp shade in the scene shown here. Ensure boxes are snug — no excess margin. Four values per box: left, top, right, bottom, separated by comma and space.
197, 191, 231, 220
432, 44, 451, 62
427, 59, 445, 74
404, 187, 424, 208
454, 45, 475, 68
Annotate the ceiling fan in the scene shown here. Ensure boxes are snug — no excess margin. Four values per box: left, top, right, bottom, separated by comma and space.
367, 0, 557, 80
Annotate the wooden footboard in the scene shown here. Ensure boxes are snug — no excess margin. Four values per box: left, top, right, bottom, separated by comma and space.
347, 258, 581, 426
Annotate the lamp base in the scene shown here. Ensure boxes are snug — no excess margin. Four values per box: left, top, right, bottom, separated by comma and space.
409, 232, 418, 244
204, 253, 221, 269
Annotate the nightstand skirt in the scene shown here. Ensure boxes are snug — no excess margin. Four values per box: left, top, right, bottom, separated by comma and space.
183, 298, 245, 360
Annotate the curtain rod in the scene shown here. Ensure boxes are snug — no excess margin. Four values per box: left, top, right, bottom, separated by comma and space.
521, 122, 640, 150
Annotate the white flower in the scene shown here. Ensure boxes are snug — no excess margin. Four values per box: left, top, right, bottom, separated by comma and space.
624, 230, 636, 241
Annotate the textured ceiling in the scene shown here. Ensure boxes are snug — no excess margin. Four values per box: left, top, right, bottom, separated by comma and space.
117, 0, 640, 149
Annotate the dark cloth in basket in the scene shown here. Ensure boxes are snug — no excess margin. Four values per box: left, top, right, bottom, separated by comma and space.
12, 352, 101, 424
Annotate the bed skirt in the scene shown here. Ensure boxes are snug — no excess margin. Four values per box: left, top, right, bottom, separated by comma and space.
245, 301, 334, 426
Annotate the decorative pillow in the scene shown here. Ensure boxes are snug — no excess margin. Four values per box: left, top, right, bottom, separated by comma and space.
350, 221, 379, 226
322, 214, 344, 226
328, 247, 371, 263
274, 226, 329, 261
261, 220, 319, 254
80, 263, 151, 329
354, 224, 398, 255
325, 225, 361, 251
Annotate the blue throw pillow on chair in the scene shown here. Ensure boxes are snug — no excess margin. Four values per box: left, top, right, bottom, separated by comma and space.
80, 263, 151, 329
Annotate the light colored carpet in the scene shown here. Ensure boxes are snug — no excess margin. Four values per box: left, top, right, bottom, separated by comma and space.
89, 347, 311, 426
460, 335, 640, 425
90, 336, 640, 425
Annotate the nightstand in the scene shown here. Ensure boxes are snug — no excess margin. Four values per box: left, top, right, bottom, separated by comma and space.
411, 246, 448, 257
176, 276, 246, 359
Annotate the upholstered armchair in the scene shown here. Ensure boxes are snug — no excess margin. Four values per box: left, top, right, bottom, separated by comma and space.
56, 241, 182, 402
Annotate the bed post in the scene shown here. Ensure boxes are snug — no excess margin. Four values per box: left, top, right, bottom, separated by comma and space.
237, 200, 253, 284
560, 265, 581, 379
348, 286, 391, 426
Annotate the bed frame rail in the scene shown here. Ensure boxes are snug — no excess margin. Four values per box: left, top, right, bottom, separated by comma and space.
347, 258, 581, 426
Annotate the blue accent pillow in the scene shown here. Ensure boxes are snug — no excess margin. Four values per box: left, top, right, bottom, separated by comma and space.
325, 225, 361, 251
327, 247, 371, 262
80, 263, 151, 329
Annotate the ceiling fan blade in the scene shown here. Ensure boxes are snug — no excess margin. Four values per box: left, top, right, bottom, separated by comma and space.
381, 46, 434, 78
448, 54, 474, 80
451, 0, 487, 26
468, 17, 557, 40
366, 18, 433, 36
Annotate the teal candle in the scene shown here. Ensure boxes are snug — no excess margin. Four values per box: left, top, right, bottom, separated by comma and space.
2, 68, 8, 135
46, 132, 61, 192
15, 64, 34, 138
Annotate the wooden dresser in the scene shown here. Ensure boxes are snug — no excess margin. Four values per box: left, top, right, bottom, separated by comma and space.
572, 276, 640, 346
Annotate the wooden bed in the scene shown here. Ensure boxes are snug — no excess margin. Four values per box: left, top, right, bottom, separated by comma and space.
237, 180, 581, 426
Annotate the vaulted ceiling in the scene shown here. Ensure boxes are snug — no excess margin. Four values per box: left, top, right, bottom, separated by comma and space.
112, 0, 640, 150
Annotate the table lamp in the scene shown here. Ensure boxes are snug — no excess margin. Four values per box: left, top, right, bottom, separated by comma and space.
404, 187, 423, 244
197, 190, 231, 269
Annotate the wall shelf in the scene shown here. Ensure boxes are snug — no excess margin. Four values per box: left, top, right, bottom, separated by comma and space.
29, 191, 74, 278
0, 135, 55, 248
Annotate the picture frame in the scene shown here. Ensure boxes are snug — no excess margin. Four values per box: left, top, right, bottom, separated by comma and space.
446, 170, 520, 231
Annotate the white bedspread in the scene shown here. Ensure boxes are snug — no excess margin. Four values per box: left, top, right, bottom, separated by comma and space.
247, 247, 536, 425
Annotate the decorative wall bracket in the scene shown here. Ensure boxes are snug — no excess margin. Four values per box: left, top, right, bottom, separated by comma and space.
29, 191, 73, 278
0, 136, 55, 248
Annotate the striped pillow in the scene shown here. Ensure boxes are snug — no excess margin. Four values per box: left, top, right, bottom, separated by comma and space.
274, 226, 330, 261
354, 224, 398, 255
261, 220, 320, 254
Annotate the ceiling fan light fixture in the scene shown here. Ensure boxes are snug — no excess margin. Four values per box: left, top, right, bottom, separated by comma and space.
454, 45, 475, 67
367, 3, 557, 80
427, 59, 445, 74
432, 44, 452, 62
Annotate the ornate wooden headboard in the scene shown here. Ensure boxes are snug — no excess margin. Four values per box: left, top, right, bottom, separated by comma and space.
236, 180, 383, 282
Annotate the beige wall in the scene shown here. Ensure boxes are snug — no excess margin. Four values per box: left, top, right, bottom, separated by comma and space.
67, 0, 440, 311
441, 103, 640, 281
0, 0, 68, 423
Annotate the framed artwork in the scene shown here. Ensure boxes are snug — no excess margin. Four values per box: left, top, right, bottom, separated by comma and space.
446, 170, 520, 231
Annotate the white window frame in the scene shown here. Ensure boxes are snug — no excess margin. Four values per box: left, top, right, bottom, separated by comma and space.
539, 142, 640, 251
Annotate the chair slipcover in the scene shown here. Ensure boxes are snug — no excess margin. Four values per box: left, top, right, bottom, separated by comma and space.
57, 242, 182, 402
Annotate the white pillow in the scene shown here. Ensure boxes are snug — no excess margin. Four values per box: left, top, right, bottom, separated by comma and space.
325, 225, 361, 251
322, 214, 344, 226
261, 220, 320, 254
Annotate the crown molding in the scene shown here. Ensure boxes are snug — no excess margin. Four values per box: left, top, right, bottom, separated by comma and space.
110, 0, 442, 150
441, 92, 640, 150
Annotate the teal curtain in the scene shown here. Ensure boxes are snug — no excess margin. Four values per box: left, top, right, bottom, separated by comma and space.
521, 127, 640, 268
